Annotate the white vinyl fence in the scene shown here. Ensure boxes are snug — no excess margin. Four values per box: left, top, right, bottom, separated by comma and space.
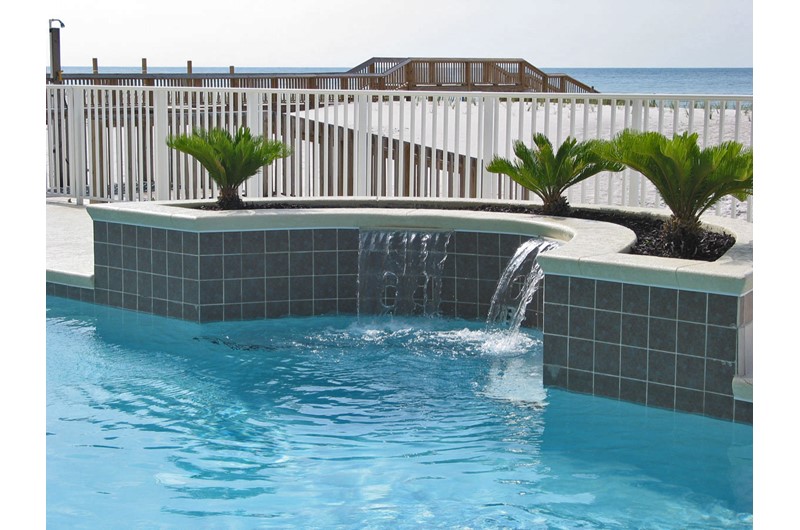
45, 85, 753, 220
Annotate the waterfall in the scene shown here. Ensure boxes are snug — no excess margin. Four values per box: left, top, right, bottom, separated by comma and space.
358, 230, 452, 317
486, 238, 557, 331
356, 230, 555, 328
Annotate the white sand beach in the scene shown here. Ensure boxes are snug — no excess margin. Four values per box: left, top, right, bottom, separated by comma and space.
320, 98, 754, 152
288, 97, 752, 217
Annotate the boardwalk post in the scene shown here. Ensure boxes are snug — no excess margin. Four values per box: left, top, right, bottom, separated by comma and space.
405, 62, 415, 90
187, 60, 196, 87
142, 58, 153, 87
49, 19, 65, 84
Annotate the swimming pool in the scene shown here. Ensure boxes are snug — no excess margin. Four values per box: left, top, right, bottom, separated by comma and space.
47, 296, 753, 528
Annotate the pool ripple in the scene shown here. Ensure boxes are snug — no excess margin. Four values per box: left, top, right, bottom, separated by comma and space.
46, 299, 753, 529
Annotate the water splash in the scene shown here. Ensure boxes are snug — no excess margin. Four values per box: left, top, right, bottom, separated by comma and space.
355, 232, 555, 407
357, 230, 452, 317
486, 238, 557, 332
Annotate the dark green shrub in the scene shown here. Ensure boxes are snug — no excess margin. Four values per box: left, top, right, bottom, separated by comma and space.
603, 130, 752, 257
167, 127, 291, 209
486, 133, 623, 216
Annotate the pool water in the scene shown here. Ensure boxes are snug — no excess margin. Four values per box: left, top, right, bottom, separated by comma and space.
46, 296, 753, 529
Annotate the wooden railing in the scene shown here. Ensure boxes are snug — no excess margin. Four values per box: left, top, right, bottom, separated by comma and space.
347, 57, 409, 75
51, 57, 598, 94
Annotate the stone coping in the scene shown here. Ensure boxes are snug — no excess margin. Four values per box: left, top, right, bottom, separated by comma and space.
46, 268, 94, 289
86, 197, 753, 297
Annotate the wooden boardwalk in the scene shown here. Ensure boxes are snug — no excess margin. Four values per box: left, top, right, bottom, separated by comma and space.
50, 57, 598, 93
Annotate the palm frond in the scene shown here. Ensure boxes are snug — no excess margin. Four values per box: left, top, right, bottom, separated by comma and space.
486, 134, 623, 214
166, 127, 292, 208
605, 129, 753, 234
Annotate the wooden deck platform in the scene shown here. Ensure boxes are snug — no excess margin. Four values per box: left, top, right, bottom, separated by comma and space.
50, 57, 598, 93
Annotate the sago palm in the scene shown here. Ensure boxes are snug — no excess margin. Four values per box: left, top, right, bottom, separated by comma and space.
604, 130, 752, 257
167, 127, 291, 209
486, 133, 624, 216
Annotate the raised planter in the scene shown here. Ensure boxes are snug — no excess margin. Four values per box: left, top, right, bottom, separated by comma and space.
59, 197, 752, 423
533, 205, 752, 424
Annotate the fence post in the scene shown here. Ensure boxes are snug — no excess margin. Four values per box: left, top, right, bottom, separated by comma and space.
66, 87, 87, 205
153, 89, 171, 200
48, 86, 68, 196
628, 98, 644, 206
481, 96, 495, 199
355, 93, 369, 195
247, 91, 264, 198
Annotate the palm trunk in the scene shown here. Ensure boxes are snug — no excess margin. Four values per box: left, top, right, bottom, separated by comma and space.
541, 194, 570, 216
216, 186, 244, 210
662, 216, 702, 258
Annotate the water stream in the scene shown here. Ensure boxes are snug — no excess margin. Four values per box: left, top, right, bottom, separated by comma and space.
358, 230, 557, 331
486, 238, 558, 331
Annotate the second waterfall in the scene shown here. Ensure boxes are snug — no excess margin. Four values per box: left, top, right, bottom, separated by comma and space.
357, 230, 452, 317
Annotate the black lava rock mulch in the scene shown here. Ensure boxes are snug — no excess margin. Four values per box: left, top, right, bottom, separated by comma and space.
475, 204, 734, 262
201, 201, 735, 262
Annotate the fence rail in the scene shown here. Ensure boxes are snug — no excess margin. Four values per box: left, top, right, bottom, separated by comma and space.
45, 85, 754, 221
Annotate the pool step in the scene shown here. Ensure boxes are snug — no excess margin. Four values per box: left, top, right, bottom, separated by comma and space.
732, 376, 753, 402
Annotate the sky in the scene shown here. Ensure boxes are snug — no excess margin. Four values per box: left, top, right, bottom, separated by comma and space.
31, 0, 753, 70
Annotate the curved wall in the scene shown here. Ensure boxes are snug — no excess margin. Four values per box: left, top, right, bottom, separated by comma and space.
46, 198, 753, 423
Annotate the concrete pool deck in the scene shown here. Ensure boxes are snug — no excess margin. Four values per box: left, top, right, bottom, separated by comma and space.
46, 198, 95, 288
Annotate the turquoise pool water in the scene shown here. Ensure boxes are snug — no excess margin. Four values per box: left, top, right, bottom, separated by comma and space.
46, 296, 753, 529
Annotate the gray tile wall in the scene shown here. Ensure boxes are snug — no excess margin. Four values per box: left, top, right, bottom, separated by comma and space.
47, 221, 751, 424
542, 274, 753, 423
82, 222, 547, 327
90, 222, 360, 323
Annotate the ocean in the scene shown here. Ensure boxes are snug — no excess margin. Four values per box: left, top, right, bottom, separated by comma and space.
550, 67, 752, 95
58, 66, 752, 96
